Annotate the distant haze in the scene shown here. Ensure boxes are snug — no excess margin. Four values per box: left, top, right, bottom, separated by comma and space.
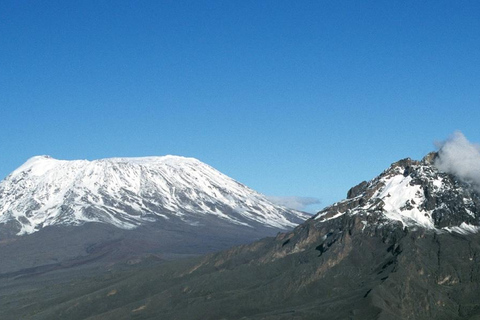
435, 131, 480, 192
267, 196, 320, 213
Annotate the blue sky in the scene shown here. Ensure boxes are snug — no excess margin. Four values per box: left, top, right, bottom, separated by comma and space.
1, 1, 480, 212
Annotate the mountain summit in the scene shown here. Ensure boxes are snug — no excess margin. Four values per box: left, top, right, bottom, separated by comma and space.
0, 155, 308, 236
315, 152, 480, 234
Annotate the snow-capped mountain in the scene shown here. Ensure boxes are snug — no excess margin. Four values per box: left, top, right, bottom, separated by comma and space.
0, 155, 308, 235
314, 152, 480, 234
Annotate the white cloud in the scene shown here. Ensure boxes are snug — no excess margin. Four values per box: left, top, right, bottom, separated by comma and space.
435, 131, 480, 192
267, 196, 321, 212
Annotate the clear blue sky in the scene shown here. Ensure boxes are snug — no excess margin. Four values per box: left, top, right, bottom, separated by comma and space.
1, 1, 480, 212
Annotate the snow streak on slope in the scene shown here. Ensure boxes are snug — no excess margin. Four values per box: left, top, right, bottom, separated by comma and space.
0, 156, 309, 235
371, 169, 433, 228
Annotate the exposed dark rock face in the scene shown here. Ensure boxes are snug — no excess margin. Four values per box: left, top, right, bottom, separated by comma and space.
347, 180, 368, 199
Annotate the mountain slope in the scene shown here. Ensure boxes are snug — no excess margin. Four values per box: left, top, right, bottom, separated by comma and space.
0, 155, 308, 277
9, 152, 480, 319
0, 155, 308, 236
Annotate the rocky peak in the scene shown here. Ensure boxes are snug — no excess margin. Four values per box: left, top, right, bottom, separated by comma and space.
315, 153, 480, 234
421, 151, 438, 165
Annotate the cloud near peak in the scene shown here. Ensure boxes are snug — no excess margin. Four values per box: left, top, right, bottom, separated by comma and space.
267, 196, 321, 213
435, 131, 480, 192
